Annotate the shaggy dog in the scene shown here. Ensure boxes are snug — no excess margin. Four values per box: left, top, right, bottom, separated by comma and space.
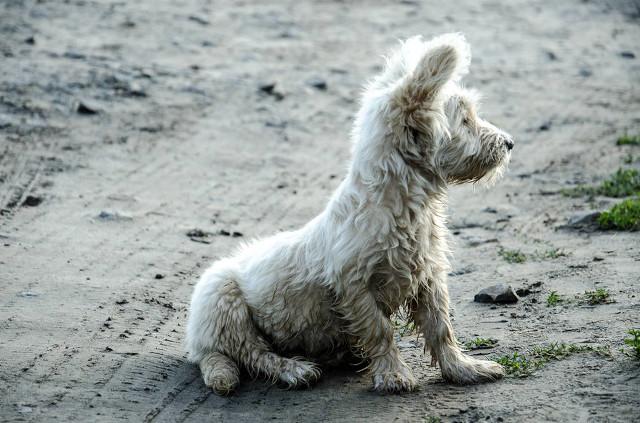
186, 33, 513, 394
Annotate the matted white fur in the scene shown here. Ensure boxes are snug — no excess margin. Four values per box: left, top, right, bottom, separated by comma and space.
186, 33, 513, 395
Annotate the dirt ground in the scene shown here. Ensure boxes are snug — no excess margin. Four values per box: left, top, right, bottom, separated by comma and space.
1, 0, 639, 421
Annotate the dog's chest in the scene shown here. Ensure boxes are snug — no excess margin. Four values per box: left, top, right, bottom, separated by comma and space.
371, 228, 429, 314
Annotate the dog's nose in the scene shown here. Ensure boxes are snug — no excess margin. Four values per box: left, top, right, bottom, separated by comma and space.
504, 137, 514, 151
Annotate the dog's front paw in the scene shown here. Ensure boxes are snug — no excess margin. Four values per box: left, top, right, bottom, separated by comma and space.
440, 354, 504, 384
372, 367, 418, 393
277, 358, 321, 389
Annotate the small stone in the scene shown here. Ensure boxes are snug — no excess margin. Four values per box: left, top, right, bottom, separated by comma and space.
188, 15, 210, 25
154, 273, 165, 280
97, 210, 132, 221
307, 77, 328, 91
25, 36, 35, 45
22, 195, 43, 207
258, 82, 285, 101
545, 50, 557, 61
538, 121, 551, 131
115, 299, 129, 305
564, 211, 601, 230
593, 255, 605, 262
474, 283, 519, 304
76, 102, 98, 115
579, 68, 592, 77
620, 51, 635, 59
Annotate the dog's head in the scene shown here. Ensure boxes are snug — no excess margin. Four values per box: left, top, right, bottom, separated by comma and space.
375, 33, 513, 185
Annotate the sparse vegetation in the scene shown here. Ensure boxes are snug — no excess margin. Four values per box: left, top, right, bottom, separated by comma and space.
599, 168, 640, 197
598, 197, 640, 231
496, 351, 541, 377
617, 134, 640, 146
495, 343, 611, 377
498, 247, 527, 264
583, 288, 613, 305
546, 291, 562, 307
622, 329, 640, 359
392, 313, 416, 336
535, 248, 569, 259
465, 337, 498, 350
561, 168, 640, 198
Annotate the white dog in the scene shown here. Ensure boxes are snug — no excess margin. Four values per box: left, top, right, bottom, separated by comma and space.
186, 33, 513, 395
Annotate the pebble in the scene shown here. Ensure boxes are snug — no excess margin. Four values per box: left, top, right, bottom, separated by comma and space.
76, 102, 98, 115
306, 77, 328, 91
474, 283, 519, 304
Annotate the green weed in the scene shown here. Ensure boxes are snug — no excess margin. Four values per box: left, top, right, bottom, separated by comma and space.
562, 168, 640, 198
546, 291, 562, 307
495, 342, 611, 377
598, 197, 640, 231
498, 247, 527, 264
465, 337, 498, 350
622, 329, 640, 359
617, 134, 640, 146
583, 288, 613, 305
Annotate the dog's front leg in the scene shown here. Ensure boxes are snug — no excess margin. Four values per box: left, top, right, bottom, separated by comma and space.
411, 277, 505, 384
336, 284, 417, 393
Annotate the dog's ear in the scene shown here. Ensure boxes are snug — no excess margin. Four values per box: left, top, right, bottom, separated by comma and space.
394, 33, 471, 109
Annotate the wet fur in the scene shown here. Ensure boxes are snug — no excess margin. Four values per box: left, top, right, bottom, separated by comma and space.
185, 33, 513, 394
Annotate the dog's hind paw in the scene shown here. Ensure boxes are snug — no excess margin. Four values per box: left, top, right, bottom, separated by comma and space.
372, 369, 418, 393
441, 354, 505, 384
277, 358, 321, 389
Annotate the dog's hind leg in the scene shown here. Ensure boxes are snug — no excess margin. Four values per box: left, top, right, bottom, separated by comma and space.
199, 351, 240, 395
411, 276, 505, 384
186, 267, 320, 393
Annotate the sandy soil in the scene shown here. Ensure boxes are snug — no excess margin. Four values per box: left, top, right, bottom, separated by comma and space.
1, 0, 639, 421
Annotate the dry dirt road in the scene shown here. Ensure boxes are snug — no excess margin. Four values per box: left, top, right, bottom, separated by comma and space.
1, 0, 639, 422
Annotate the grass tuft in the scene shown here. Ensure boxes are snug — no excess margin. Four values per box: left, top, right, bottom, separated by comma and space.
583, 288, 612, 305
546, 291, 562, 307
498, 247, 527, 264
495, 342, 611, 377
465, 337, 498, 350
617, 134, 640, 146
392, 313, 416, 336
562, 168, 640, 198
598, 197, 640, 231
622, 329, 640, 359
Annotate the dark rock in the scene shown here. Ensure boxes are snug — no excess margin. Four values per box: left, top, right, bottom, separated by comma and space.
259, 82, 285, 101
593, 255, 605, 262
620, 51, 635, 59
97, 210, 132, 221
545, 50, 557, 61
579, 68, 592, 77
154, 273, 164, 280
76, 102, 98, 115
232, 231, 243, 237
449, 265, 475, 276
307, 77, 328, 91
265, 120, 287, 129
538, 121, 551, 131
562, 211, 601, 231
25, 36, 35, 45
115, 299, 128, 305
188, 15, 210, 25
22, 195, 42, 207
474, 284, 519, 304
64, 51, 86, 60
186, 229, 209, 238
